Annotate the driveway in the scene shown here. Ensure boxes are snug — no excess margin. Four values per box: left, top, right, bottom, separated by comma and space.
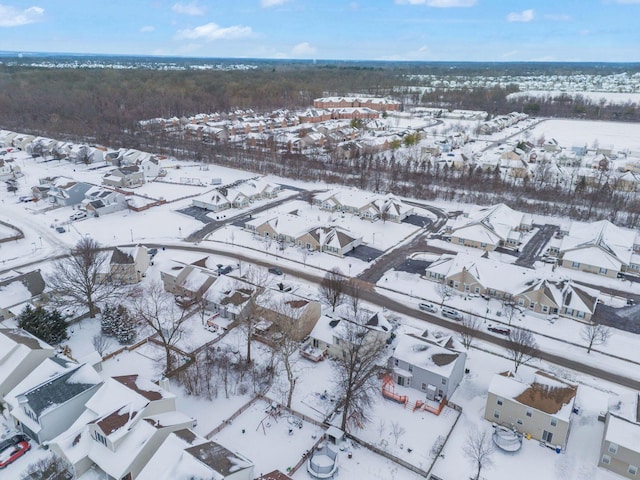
344, 244, 384, 263
515, 224, 559, 268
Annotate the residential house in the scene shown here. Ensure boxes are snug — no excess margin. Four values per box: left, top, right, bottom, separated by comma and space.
599, 393, 640, 479
253, 289, 322, 341
49, 374, 194, 480
106, 246, 151, 284
388, 332, 466, 401
0, 269, 47, 321
444, 203, 532, 251
314, 188, 413, 223
485, 371, 578, 450
48, 181, 93, 207
0, 158, 21, 181
136, 429, 254, 480
306, 310, 393, 359
81, 187, 127, 216
553, 220, 640, 277
313, 96, 400, 112
425, 254, 600, 322
103, 166, 145, 188
0, 328, 55, 398
160, 257, 219, 299
4, 359, 102, 444
206, 275, 256, 322
192, 189, 231, 212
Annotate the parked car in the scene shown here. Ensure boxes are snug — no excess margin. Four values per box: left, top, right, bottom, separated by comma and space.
488, 325, 511, 335
441, 307, 463, 321
218, 265, 233, 275
18, 196, 34, 203
0, 434, 27, 453
268, 267, 283, 275
418, 302, 438, 313
148, 248, 158, 258
0, 439, 30, 469
69, 211, 87, 221
55, 226, 65, 233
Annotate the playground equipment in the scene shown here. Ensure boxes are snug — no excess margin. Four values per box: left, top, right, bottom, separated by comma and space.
307, 442, 339, 479
492, 425, 523, 452
381, 375, 447, 415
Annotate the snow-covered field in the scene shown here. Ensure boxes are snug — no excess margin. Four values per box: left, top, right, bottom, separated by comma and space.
526, 119, 640, 152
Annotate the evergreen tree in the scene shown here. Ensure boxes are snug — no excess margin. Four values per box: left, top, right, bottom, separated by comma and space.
101, 303, 116, 336
114, 304, 136, 345
18, 305, 68, 345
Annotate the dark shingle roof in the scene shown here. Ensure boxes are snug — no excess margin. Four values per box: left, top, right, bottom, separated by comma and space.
185, 441, 251, 476
110, 248, 134, 265
22, 365, 101, 417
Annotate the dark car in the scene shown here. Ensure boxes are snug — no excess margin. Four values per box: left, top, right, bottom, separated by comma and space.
55, 226, 65, 233
148, 248, 158, 258
268, 267, 283, 275
488, 325, 511, 336
0, 439, 30, 469
0, 434, 27, 453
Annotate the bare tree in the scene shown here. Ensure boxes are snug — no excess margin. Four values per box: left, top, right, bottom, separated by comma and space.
270, 298, 305, 408
48, 237, 126, 317
92, 334, 111, 357
333, 285, 389, 432
130, 281, 191, 373
20, 454, 73, 480
501, 301, 519, 326
580, 323, 611, 354
458, 315, 482, 350
505, 327, 539, 373
437, 282, 454, 306
241, 266, 270, 365
464, 427, 494, 480
390, 420, 406, 446
319, 267, 347, 312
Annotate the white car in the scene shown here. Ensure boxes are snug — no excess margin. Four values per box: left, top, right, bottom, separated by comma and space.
441, 307, 463, 321
70, 211, 87, 221
418, 302, 438, 313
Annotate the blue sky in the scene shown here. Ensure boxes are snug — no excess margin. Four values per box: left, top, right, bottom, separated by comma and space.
1, 0, 639, 61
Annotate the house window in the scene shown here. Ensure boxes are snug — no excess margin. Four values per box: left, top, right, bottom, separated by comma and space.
94, 431, 107, 446
529, 302, 535, 309
599, 267, 608, 274
480, 242, 487, 248
496, 398, 503, 406
475, 287, 480, 294
394, 359, 399, 366
542, 305, 548, 313
572, 262, 580, 268
629, 465, 638, 476
518, 299, 525, 306
408, 365, 413, 372
441, 378, 447, 385
550, 418, 557, 427
526, 409, 532, 417
602, 455, 611, 465
421, 383, 427, 391
609, 443, 618, 455
458, 238, 464, 244
577, 311, 585, 319
493, 410, 500, 419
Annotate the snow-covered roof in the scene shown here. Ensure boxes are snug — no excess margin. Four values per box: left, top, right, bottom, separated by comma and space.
0, 328, 54, 390
489, 371, 577, 422
605, 394, 640, 452
560, 220, 637, 268
391, 333, 463, 378
448, 203, 528, 244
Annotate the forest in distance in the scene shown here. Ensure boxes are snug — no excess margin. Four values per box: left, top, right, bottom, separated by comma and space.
2, 56, 640, 228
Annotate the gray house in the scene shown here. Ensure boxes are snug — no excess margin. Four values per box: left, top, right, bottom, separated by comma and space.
388, 332, 466, 401
599, 394, 640, 479
48, 181, 93, 206
0, 269, 47, 320
485, 370, 578, 451
5, 359, 102, 444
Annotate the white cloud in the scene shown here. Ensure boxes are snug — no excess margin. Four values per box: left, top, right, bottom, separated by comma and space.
291, 42, 316, 57
175, 22, 253, 41
0, 5, 44, 27
171, 2, 205, 16
506, 9, 535, 22
140, 25, 155, 33
395, 0, 476, 7
261, 0, 291, 7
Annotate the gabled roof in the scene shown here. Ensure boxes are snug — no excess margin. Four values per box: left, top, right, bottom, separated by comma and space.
391, 333, 462, 378
560, 220, 636, 267
19, 363, 102, 417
